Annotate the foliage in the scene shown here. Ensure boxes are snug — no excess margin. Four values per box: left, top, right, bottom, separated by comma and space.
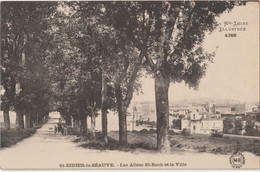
210, 129, 223, 138
1, 125, 43, 148
223, 118, 234, 134
1, 2, 245, 150
245, 120, 260, 136
256, 113, 260, 122
103, 1, 244, 149
172, 119, 181, 130
181, 128, 190, 136
1, 2, 58, 127
232, 119, 243, 135
104, 1, 244, 87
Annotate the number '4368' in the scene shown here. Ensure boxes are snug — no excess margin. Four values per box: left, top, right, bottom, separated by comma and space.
225, 33, 237, 37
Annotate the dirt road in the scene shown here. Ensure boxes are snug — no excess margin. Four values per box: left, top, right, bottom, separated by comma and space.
0, 117, 259, 169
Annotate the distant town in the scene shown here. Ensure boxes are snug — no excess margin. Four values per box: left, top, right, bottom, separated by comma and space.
130, 99, 260, 137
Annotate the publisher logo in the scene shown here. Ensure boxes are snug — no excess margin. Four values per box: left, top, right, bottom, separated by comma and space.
229, 151, 245, 168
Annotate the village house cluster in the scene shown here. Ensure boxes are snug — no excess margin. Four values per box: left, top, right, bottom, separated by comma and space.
170, 102, 246, 134
131, 101, 260, 135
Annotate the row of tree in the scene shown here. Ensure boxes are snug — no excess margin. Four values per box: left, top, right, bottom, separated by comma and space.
1, 2, 58, 129
1, 1, 243, 152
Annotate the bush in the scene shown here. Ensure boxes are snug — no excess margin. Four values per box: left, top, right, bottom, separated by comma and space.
67, 127, 80, 135
197, 146, 206, 152
223, 118, 234, 134
131, 130, 139, 134
149, 129, 156, 134
244, 120, 260, 136
181, 128, 190, 136
132, 129, 156, 134
211, 147, 223, 154
232, 119, 243, 135
256, 113, 260, 122
210, 129, 223, 137
1, 126, 41, 148
168, 130, 175, 135
139, 129, 149, 134
136, 120, 156, 128
172, 119, 181, 129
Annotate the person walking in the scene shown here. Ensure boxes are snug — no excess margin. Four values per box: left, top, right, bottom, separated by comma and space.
54, 125, 57, 134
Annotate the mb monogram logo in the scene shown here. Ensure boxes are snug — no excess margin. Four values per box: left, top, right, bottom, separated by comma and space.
229, 151, 245, 168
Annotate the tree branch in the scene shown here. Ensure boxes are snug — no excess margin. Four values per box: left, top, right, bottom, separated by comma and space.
124, 50, 144, 107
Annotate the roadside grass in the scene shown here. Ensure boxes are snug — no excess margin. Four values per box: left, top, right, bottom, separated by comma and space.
168, 134, 260, 156
1, 125, 42, 148
74, 130, 260, 156
73, 130, 157, 153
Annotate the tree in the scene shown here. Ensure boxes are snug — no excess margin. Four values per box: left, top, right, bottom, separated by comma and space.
1, 2, 58, 129
105, 1, 244, 152
172, 119, 181, 130
233, 119, 243, 135
46, 2, 118, 138
223, 118, 234, 134
1, 2, 23, 129
245, 120, 259, 136
62, 2, 143, 144
256, 113, 260, 122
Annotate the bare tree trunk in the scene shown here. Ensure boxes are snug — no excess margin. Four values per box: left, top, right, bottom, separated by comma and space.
119, 105, 127, 145
154, 74, 170, 153
115, 84, 127, 145
101, 72, 108, 143
65, 113, 71, 126
81, 114, 87, 136
3, 108, 10, 130
38, 112, 43, 125
29, 111, 33, 128
44, 112, 48, 123
25, 112, 29, 129
73, 117, 79, 128
16, 108, 24, 129
79, 120, 82, 133
25, 110, 31, 129
72, 118, 75, 128
90, 108, 96, 137
3, 75, 16, 130
76, 118, 80, 129
36, 112, 39, 126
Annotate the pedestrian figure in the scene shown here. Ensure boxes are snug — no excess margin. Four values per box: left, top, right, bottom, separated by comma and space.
63, 126, 68, 135
54, 125, 57, 134
61, 125, 64, 135
57, 123, 62, 133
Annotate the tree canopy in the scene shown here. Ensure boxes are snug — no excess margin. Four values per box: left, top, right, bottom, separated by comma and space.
1, 1, 244, 150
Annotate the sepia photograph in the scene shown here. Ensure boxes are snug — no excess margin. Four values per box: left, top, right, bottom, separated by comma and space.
0, 0, 259, 170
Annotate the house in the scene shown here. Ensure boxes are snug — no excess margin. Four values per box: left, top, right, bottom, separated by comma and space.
169, 107, 189, 119
205, 101, 215, 113
181, 111, 223, 134
231, 103, 246, 114
132, 102, 157, 122
214, 105, 231, 114
251, 105, 260, 112
254, 122, 260, 130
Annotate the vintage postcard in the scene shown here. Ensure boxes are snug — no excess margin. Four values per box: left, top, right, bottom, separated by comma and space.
0, 0, 259, 170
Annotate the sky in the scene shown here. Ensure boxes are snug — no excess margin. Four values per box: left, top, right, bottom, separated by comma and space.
135, 2, 259, 103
